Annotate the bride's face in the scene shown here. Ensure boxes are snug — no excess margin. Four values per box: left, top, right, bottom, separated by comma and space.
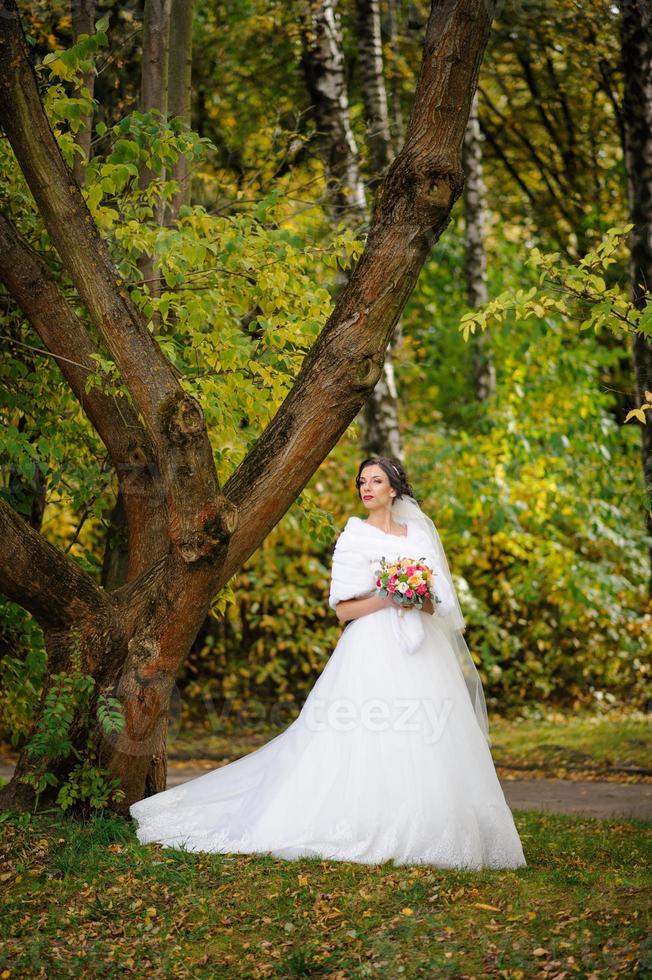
358, 465, 395, 511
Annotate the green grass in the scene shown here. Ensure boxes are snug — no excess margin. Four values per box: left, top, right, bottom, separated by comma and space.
1, 808, 650, 978
487, 710, 652, 773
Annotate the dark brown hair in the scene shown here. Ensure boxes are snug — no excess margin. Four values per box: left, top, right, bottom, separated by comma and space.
355, 457, 415, 501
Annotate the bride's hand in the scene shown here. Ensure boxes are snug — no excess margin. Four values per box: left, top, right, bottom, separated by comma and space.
385, 595, 432, 615
394, 596, 434, 615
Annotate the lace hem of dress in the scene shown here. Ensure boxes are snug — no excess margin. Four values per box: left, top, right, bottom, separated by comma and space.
130, 798, 527, 870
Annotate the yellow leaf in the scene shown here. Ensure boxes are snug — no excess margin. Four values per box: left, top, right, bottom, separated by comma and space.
645, 389, 652, 402
473, 902, 502, 912
625, 408, 647, 424
400, 907, 413, 916
298, 874, 309, 886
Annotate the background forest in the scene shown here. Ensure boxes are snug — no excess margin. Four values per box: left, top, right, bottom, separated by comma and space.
1, 0, 650, 759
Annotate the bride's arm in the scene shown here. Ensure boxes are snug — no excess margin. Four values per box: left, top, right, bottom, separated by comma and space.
335, 593, 393, 624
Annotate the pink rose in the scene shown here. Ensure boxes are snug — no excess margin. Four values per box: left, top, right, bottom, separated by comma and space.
376, 578, 381, 587
417, 584, 427, 595
388, 583, 396, 592
405, 588, 414, 598
407, 566, 416, 576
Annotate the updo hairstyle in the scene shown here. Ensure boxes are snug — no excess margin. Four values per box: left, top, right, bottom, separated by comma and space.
354, 457, 415, 501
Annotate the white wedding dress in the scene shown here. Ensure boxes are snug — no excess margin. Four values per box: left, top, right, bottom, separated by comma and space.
130, 516, 526, 869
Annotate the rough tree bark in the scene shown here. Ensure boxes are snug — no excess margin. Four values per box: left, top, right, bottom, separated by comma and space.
0, 0, 496, 812
301, 0, 402, 461
71, 0, 96, 185
463, 91, 496, 400
620, 0, 652, 588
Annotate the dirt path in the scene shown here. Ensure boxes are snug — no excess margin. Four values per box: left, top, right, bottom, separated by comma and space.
2, 763, 649, 821
498, 776, 651, 821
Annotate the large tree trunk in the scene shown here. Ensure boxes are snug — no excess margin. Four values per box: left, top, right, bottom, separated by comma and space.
302, 0, 402, 461
463, 92, 496, 401
167, 0, 194, 219
71, 0, 96, 185
621, 0, 652, 589
0, 0, 496, 812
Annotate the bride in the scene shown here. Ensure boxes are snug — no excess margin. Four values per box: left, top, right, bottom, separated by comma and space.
130, 457, 526, 869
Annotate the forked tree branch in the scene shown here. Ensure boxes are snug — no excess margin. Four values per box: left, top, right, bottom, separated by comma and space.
0, 214, 150, 472
0, 0, 232, 557
0, 498, 108, 628
0, 213, 169, 580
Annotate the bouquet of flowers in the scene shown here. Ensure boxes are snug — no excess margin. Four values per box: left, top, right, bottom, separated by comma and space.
374, 557, 439, 616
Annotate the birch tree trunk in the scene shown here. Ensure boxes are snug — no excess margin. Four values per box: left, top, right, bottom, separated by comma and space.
0, 0, 496, 813
385, 0, 405, 155
302, 0, 402, 461
300, 0, 367, 220
620, 0, 652, 588
71, 0, 96, 185
463, 92, 496, 401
